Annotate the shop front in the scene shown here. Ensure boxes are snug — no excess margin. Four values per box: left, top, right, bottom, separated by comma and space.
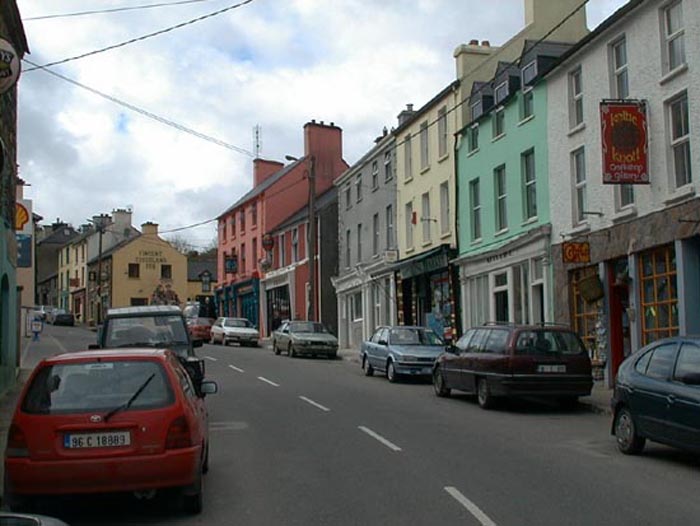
260, 266, 295, 337
553, 198, 700, 386
394, 245, 458, 343
456, 226, 552, 332
231, 279, 260, 328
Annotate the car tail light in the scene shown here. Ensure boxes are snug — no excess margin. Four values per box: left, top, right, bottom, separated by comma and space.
165, 416, 192, 449
6, 424, 29, 458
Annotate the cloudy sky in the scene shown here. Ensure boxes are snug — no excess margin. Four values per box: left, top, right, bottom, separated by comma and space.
15, 0, 627, 249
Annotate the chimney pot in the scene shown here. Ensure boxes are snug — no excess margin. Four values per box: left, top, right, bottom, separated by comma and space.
481, 40, 490, 47
320, 120, 324, 125
469, 39, 479, 45
407, 103, 414, 111
330, 122, 334, 126
311, 119, 316, 124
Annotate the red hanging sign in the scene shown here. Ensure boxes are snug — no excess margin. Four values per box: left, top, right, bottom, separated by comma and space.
600, 100, 649, 184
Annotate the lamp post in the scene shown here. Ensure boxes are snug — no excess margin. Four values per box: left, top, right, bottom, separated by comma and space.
285, 154, 316, 321
89, 214, 110, 325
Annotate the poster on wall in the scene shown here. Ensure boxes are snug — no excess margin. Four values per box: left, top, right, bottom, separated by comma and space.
15, 198, 32, 268
600, 100, 649, 184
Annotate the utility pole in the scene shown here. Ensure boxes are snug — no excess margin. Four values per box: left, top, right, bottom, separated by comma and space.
307, 155, 316, 321
90, 214, 110, 326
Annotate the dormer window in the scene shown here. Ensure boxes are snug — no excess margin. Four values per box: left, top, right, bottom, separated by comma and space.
521, 61, 537, 86
494, 81, 509, 105
471, 99, 483, 120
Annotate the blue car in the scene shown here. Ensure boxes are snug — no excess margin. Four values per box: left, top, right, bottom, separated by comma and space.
612, 336, 700, 455
361, 326, 448, 382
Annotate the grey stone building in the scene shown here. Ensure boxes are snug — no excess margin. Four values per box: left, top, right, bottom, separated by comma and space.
333, 130, 397, 349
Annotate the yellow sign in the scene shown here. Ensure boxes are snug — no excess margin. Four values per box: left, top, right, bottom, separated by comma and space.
15, 203, 29, 231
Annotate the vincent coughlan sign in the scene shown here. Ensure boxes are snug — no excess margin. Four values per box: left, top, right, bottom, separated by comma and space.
600, 100, 649, 184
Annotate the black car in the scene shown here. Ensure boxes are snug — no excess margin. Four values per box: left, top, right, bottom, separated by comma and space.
51, 309, 75, 326
612, 336, 700, 455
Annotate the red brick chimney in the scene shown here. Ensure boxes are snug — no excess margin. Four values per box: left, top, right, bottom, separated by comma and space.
254, 158, 284, 187
303, 120, 346, 194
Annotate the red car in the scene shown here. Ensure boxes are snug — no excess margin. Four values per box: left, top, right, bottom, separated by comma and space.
4, 349, 217, 514
187, 317, 215, 344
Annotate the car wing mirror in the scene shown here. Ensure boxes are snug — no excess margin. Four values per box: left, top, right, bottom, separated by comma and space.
200, 380, 218, 396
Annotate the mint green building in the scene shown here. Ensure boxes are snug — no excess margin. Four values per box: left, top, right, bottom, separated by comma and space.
454, 42, 572, 330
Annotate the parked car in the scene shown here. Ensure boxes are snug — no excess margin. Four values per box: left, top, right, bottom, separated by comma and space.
187, 317, 215, 344
31, 306, 51, 322
272, 321, 338, 358
48, 309, 75, 326
0, 512, 70, 525
612, 336, 700, 455
361, 326, 447, 382
209, 317, 259, 347
4, 349, 218, 514
432, 323, 593, 409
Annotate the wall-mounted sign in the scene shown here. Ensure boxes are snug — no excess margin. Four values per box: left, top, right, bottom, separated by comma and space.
262, 234, 274, 251
16, 234, 31, 268
0, 38, 21, 95
15, 202, 29, 231
225, 256, 238, 274
600, 100, 649, 184
562, 242, 591, 264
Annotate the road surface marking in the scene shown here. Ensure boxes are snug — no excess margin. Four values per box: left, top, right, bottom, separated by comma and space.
228, 364, 245, 373
257, 376, 280, 387
299, 396, 330, 412
204, 356, 218, 362
50, 336, 69, 353
358, 426, 402, 452
444, 487, 498, 526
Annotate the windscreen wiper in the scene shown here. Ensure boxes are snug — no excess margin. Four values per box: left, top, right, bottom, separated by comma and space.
104, 373, 156, 422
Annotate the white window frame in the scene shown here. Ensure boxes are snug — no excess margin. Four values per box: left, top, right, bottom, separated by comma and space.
572, 147, 587, 224
662, 1, 686, 73
494, 165, 507, 232
468, 124, 479, 153
421, 192, 431, 243
521, 61, 537, 86
522, 149, 537, 221
493, 107, 505, 138
569, 67, 584, 128
345, 185, 352, 210
617, 184, 635, 210
371, 161, 379, 190
469, 179, 481, 241
491, 269, 511, 323
405, 202, 414, 249
372, 213, 379, 256
494, 81, 508, 105
404, 134, 413, 180
386, 204, 394, 249
352, 292, 363, 322
384, 151, 393, 182
437, 107, 448, 158
668, 91, 692, 188
420, 121, 429, 170
521, 88, 534, 121
610, 36, 629, 99
471, 99, 483, 121
440, 182, 450, 235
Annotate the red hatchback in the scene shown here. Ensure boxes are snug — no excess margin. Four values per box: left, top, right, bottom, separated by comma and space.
187, 317, 215, 344
4, 349, 217, 514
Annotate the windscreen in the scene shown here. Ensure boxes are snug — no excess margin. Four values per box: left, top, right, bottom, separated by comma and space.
105, 316, 189, 348
22, 360, 174, 414
289, 322, 327, 333
515, 330, 588, 356
389, 328, 443, 346
224, 319, 252, 328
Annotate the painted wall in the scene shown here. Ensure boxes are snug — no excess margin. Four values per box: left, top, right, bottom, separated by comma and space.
457, 83, 550, 255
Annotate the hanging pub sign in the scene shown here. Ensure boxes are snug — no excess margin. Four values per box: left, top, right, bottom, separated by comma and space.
224, 255, 238, 274
600, 100, 649, 184
0, 38, 21, 94
562, 241, 590, 264
262, 233, 274, 251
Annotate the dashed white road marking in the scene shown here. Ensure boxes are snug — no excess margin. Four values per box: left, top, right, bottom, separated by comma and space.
358, 426, 402, 452
204, 356, 218, 362
257, 376, 280, 387
50, 336, 69, 353
444, 487, 498, 526
228, 364, 245, 373
299, 396, 330, 412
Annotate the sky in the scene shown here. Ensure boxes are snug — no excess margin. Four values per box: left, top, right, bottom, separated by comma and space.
15, 0, 628, 250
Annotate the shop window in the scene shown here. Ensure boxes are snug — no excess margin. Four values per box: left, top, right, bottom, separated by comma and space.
493, 271, 509, 322
570, 266, 599, 355
640, 244, 678, 345
352, 292, 363, 321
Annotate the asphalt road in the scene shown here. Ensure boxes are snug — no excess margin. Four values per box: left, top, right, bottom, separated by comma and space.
15, 326, 700, 525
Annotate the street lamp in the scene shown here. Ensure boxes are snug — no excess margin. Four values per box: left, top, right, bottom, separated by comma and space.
285, 154, 316, 321
89, 214, 111, 325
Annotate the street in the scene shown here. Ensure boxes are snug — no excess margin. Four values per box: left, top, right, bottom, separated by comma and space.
11, 325, 700, 525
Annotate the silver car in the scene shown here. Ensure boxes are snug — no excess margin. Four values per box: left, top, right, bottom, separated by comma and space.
361, 326, 447, 382
210, 317, 260, 347
272, 321, 338, 358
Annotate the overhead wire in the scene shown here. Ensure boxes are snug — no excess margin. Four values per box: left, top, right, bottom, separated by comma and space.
24, 0, 257, 72
22, 58, 254, 157
25, 0, 221, 21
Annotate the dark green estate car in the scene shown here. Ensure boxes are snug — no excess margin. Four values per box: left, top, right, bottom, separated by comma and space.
612, 336, 700, 455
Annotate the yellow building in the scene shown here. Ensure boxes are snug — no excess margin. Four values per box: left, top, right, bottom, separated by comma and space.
67, 231, 89, 322
86, 222, 187, 324
186, 256, 217, 313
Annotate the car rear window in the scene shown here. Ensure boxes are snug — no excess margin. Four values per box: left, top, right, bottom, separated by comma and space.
515, 330, 587, 356
22, 360, 174, 415
105, 316, 189, 347
224, 319, 252, 328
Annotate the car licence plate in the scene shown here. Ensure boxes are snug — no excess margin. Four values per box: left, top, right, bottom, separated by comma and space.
537, 364, 566, 373
64, 431, 131, 449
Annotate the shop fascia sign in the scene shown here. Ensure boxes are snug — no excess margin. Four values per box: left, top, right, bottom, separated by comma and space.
562, 242, 591, 264
600, 100, 649, 184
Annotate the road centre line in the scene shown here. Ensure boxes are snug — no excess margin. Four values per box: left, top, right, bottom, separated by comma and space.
228, 364, 245, 373
299, 396, 330, 412
444, 487, 498, 526
204, 356, 218, 362
358, 426, 402, 452
257, 376, 280, 387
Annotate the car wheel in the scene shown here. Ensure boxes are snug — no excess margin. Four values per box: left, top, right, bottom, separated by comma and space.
476, 378, 495, 409
273, 341, 280, 355
615, 406, 646, 455
433, 367, 451, 397
289, 344, 296, 358
328, 351, 337, 359
363, 356, 374, 376
386, 361, 398, 383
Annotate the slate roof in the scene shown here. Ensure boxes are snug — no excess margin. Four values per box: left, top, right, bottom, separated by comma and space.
188, 258, 217, 281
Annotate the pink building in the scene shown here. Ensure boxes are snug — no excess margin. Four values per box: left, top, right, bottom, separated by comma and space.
216, 121, 347, 334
